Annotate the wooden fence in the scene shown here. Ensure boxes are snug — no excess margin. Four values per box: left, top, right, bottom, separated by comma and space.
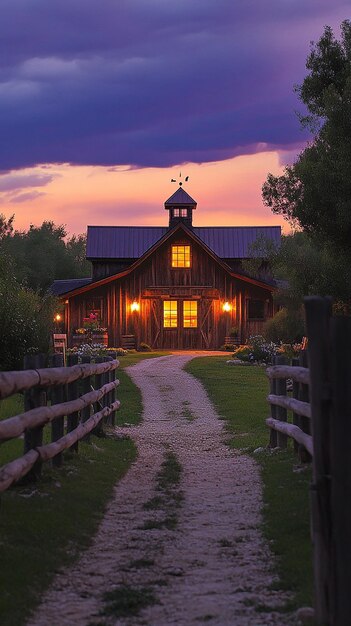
266, 296, 351, 626
0, 353, 120, 494
266, 351, 312, 461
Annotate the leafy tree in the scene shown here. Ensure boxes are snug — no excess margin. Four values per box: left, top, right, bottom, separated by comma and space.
262, 21, 351, 258
0, 252, 58, 370
0, 218, 90, 292
0, 213, 14, 239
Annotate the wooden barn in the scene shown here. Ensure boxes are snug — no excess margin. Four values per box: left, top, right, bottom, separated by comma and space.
53, 186, 280, 350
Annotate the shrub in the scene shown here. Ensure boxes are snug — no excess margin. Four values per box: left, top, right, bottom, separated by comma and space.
264, 307, 305, 344
67, 345, 128, 360
138, 342, 152, 352
0, 254, 57, 370
232, 346, 251, 361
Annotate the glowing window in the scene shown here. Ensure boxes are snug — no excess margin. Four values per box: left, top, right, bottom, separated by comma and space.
173, 208, 188, 218
183, 300, 197, 328
171, 245, 191, 268
163, 301, 178, 328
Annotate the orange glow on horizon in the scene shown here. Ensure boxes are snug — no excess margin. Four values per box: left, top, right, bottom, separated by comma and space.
0, 151, 295, 235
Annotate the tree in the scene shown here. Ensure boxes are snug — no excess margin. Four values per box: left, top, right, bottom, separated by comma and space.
0, 251, 58, 370
0, 218, 90, 292
262, 21, 351, 259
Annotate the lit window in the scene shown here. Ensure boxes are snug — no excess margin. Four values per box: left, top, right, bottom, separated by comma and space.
183, 300, 197, 328
172, 208, 188, 218
171, 245, 191, 268
163, 301, 178, 328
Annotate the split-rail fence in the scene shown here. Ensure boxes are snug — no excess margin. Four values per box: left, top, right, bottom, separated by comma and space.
0, 353, 120, 494
266, 296, 351, 626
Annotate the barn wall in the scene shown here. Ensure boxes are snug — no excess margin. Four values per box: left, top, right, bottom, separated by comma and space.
67, 231, 273, 349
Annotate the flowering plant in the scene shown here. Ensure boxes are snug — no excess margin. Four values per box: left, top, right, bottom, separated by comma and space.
67, 343, 128, 359
83, 313, 99, 332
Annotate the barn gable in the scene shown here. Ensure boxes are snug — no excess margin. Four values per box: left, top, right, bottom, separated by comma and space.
56, 186, 280, 349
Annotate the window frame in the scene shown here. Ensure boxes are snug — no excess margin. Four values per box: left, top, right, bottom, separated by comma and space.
247, 299, 265, 321
183, 300, 198, 328
171, 244, 191, 268
163, 300, 178, 328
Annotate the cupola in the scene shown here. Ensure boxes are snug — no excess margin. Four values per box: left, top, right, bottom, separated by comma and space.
164, 186, 197, 229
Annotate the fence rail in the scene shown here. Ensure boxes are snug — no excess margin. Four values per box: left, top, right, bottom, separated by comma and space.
266, 354, 312, 460
266, 297, 351, 626
0, 354, 120, 493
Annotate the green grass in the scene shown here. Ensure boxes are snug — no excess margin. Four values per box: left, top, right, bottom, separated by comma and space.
141, 449, 183, 531
0, 351, 167, 626
101, 584, 158, 618
0, 436, 137, 626
185, 356, 313, 612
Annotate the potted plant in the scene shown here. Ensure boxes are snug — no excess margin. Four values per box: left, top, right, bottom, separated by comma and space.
72, 327, 88, 347
91, 326, 108, 346
229, 326, 240, 346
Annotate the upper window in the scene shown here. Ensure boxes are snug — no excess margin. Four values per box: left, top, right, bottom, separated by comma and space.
171, 245, 191, 268
163, 300, 177, 328
173, 208, 188, 218
183, 300, 198, 328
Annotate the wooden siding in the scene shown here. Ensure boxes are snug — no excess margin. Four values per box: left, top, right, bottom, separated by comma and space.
66, 231, 273, 349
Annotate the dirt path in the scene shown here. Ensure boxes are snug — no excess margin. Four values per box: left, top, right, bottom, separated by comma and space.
27, 353, 293, 626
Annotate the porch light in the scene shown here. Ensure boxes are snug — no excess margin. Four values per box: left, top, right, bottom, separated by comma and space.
222, 301, 232, 312
131, 301, 140, 312
54, 313, 62, 322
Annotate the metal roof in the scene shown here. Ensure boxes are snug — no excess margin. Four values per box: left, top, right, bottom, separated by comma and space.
164, 187, 197, 207
87, 226, 167, 259
50, 278, 92, 295
87, 225, 280, 260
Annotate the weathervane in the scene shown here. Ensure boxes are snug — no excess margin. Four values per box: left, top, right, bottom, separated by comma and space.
171, 171, 189, 187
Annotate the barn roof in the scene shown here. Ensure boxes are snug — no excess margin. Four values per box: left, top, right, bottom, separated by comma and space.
86, 225, 280, 260
164, 187, 197, 207
50, 278, 92, 296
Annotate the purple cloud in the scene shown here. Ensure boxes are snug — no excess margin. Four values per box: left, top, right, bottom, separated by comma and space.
0, 172, 55, 191
0, 0, 348, 170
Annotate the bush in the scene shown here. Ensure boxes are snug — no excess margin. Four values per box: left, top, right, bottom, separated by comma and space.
0, 254, 57, 370
138, 342, 152, 352
67, 345, 128, 359
232, 346, 251, 361
248, 335, 278, 364
264, 307, 305, 343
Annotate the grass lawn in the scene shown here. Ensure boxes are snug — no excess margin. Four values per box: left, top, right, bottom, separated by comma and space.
185, 356, 313, 613
0, 351, 165, 626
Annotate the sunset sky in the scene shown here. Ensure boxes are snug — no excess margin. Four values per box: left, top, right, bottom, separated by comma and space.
0, 1, 349, 235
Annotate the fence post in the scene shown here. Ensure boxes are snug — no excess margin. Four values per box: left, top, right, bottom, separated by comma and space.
23, 353, 47, 481
299, 350, 311, 463
269, 356, 278, 447
108, 352, 117, 426
276, 355, 288, 448
67, 353, 79, 452
81, 355, 92, 442
93, 356, 104, 436
50, 353, 65, 468
305, 296, 332, 625
329, 315, 351, 625
292, 357, 300, 455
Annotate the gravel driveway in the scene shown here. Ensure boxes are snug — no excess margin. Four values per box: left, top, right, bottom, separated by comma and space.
27, 353, 293, 626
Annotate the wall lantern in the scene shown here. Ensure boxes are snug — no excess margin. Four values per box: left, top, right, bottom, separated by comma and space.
54, 313, 62, 322
131, 301, 140, 312
222, 301, 232, 312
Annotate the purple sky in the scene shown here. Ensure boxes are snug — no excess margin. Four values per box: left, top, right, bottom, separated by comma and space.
0, 1, 349, 233
0, 0, 348, 171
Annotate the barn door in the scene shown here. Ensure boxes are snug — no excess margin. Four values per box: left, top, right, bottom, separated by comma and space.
150, 299, 161, 348
200, 299, 213, 348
